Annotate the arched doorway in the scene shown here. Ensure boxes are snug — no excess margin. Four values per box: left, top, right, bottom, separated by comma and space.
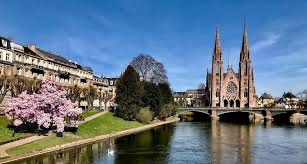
230, 100, 234, 108
235, 100, 240, 107
224, 100, 228, 107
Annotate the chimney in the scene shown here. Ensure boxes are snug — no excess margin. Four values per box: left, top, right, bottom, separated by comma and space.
28, 44, 37, 51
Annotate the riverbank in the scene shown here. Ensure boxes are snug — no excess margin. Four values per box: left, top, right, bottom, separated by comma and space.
0, 113, 179, 163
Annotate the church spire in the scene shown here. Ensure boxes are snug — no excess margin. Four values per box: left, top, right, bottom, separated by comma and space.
227, 55, 231, 69
206, 67, 209, 87
227, 50, 232, 69
213, 25, 222, 61
240, 21, 250, 61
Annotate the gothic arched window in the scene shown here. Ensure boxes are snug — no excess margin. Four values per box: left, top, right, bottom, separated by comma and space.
244, 61, 248, 75
244, 89, 248, 97
216, 89, 220, 97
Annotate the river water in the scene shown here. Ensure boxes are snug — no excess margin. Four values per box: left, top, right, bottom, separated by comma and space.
8, 119, 307, 164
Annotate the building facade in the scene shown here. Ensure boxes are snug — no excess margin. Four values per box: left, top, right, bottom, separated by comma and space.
276, 92, 302, 109
174, 88, 210, 107
258, 93, 274, 108
206, 24, 257, 108
0, 36, 117, 111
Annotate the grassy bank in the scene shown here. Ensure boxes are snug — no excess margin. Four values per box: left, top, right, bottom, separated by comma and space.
0, 110, 99, 145
6, 113, 142, 156
80, 110, 99, 118
0, 116, 32, 145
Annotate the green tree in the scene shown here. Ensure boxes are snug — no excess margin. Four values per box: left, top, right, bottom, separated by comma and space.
158, 82, 173, 105
142, 81, 162, 117
115, 65, 143, 120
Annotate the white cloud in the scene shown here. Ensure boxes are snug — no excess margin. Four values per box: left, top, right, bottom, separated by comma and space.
251, 33, 281, 52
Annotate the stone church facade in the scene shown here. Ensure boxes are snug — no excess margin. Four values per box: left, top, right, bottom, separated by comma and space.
206, 24, 257, 108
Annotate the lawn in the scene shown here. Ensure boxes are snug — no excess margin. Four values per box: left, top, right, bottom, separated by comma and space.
0, 116, 32, 145
6, 112, 142, 156
80, 110, 100, 118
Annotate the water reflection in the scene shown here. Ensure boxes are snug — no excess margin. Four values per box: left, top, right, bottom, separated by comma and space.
7, 120, 307, 164
209, 120, 254, 164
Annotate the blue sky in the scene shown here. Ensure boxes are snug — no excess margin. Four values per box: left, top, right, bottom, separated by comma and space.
0, 0, 306, 97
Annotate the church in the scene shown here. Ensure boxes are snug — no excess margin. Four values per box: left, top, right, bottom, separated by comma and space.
206, 23, 257, 108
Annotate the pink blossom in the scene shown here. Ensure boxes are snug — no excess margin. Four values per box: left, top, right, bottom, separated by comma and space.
5, 80, 82, 133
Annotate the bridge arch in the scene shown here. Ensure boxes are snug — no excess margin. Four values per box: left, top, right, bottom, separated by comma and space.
178, 109, 211, 116
217, 111, 260, 122
217, 110, 258, 117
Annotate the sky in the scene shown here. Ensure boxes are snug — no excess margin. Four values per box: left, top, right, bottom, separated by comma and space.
0, 0, 306, 97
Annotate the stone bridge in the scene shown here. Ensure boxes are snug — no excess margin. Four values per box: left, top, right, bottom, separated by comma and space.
178, 107, 307, 120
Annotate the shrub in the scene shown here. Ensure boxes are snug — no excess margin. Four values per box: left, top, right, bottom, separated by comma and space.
159, 103, 178, 120
136, 107, 153, 124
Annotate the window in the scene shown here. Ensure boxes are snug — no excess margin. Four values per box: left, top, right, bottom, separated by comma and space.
6, 54, 10, 61
1, 39, 8, 48
244, 61, 248, 75
227, 82, 237, 94
0, 65, 2, 74
244, 89, 248, 97
216, 63, 220, 75
17, 68, 21, 75
216, 89, 220, 97
0, 51, 2, 59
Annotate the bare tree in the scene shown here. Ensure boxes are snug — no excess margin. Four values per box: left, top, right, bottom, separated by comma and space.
0, 77, 12, 104
130, 54, 168, 84
82, 85, 98, 110
66, 85, 82, 105
100, 89, 114, 111
197, 83, 205, 89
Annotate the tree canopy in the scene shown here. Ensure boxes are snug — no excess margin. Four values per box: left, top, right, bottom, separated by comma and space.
115, 65, 143, 120
130, 54, 168, 84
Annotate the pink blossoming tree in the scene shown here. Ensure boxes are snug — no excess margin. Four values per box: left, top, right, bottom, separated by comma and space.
5, 80, 82, 134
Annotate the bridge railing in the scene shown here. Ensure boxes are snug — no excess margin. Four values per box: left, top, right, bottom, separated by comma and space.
178, 107, 307, 111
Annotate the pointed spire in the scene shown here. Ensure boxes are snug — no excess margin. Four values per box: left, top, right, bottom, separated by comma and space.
243, 21, 248, 47
213, 25, 222, 60
227, 50, 232, 69
227, 55, 230, 69
206, 67, 209, 87
240, 20, 250, 60
252, 67, 254, 80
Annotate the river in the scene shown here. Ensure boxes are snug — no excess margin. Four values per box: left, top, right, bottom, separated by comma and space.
7, 119, 307, 164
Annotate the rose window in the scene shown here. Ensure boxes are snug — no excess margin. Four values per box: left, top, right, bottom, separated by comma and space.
227, 82, 237, 94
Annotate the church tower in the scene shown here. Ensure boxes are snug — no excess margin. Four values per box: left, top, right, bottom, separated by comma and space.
238, 23, 256, 108
210, 26, 224, 107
